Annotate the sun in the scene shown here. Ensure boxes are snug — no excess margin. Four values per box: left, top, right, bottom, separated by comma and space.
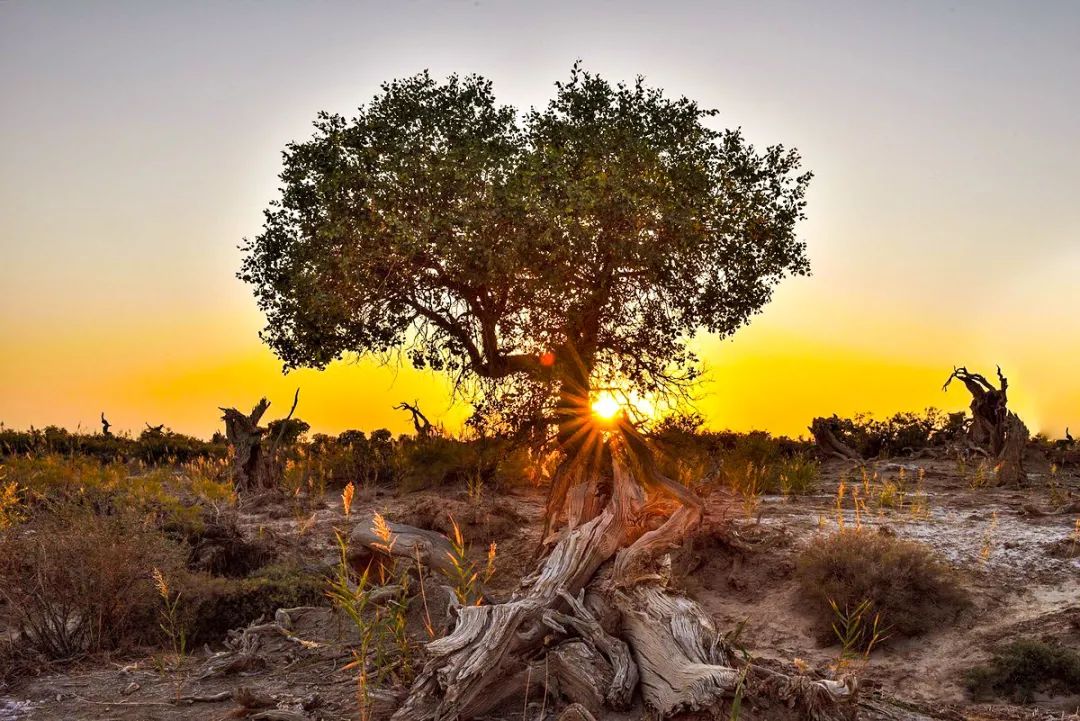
591, 393, 622, 420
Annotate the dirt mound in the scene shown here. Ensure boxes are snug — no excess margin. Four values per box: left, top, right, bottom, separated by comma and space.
1044, 537, 1080, 559
394, 493, 529, 546
163, 510, 278, 577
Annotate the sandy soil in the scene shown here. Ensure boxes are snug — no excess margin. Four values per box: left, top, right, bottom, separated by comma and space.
2, 457, 1078, 721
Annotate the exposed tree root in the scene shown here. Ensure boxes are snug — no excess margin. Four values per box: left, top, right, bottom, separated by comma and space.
356, 426, 858, 721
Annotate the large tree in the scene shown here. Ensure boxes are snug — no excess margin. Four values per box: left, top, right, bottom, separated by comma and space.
241, 67, 854, 720
241, 65, 810, 445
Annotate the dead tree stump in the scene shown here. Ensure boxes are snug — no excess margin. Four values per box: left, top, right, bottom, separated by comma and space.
220, 390, 301, 495
943, 365, 1028, 485
220, 398, 275, 493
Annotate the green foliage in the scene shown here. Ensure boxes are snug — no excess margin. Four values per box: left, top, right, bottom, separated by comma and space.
180, 564, 325, 644
241, 65, 812, 429
828, 597, 890, 669
649, 413, 814, 493
0, 425, 226, 464
326, 526, 417, 708
796, 529, 969, 645
309, 429, 396, 488
777, 454, 820, 496
815, 409, 966, 458
966, 639, 1080, 703
0, 454, 229, 529
267, 417, 311, 446
392, 433, 531, 493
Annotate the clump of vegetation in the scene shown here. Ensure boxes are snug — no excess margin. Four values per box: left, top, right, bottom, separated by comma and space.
0, 509, 186, 659
0, 424, 226, 464
796, 528, 970, 646
650, 412, 817, 497
829, 597, 890, 673
966, 639, 1080, 703
0, 454, 232, 529
778, 454, 821, 496
327, 519, 418, 719
180, 563, 326, 644
815, 409, 966, 458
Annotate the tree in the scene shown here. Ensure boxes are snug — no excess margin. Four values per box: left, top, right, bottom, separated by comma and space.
943, 365, 1028, 485
242, 67, 852, 720
219, 389, 300, 495
240, 64, 811, 450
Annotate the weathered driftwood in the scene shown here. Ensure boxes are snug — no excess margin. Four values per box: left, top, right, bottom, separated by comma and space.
350, 516, 460, 579
943, 366, 1028, 485
809, 417, 863, 461
375, 424, 856, 721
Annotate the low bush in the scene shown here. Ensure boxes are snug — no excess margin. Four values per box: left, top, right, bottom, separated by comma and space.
814, 409, 966, 458
1, 454, 225, 530
181, 564, 326, 643
649, 413, 815, 494
796, 528, 970, 646
966, 639, 1080, 703
0, 425, 226, 464
0, 509, 186, 659
777, 454, 820, 495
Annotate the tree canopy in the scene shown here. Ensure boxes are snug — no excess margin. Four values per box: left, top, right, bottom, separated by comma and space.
241, 64, 812, 431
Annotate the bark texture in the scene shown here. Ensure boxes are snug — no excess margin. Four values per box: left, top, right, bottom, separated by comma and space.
220, 390, 299, 495
220, 398, 275, 494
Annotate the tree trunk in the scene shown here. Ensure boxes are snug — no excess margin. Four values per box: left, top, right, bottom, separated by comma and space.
809, 417, 863, 461
360, 424, 857, 721
220, 398, 275, 494
943, 366, 1028, 485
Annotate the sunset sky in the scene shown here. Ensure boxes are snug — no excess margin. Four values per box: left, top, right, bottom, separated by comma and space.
2, 1, 1078, 439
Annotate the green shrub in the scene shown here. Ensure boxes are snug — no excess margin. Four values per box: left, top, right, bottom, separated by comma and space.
796, 529, 969, 646
308, 429, 396, 489
2, 454, 209, 529
181, 564, 326, 643
966, 639, 1080, 703
812, 409, 965, 458
0, 425, 226, 464
777, 453, 820, 495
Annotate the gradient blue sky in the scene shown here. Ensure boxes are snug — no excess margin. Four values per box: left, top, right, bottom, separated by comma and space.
2, 1, 1078, 437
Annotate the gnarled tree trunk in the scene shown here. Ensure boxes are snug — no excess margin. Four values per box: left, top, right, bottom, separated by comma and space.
809, 416, 863, 461
943, 366, 1028, 485
220, 398, 275, 493
220, 390, 300, 496
357, 422, 857, 721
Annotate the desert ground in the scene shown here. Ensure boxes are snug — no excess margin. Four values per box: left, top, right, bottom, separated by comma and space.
2, 426, 1077, 721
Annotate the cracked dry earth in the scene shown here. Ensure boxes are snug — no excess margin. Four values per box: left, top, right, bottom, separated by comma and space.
3, 457, 1078, 721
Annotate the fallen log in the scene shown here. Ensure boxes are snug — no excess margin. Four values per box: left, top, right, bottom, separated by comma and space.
350, 515, 461, 579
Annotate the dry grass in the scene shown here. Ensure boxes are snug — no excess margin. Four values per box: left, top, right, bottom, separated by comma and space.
0, 509, 185, 659
796, 528, 970, 646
